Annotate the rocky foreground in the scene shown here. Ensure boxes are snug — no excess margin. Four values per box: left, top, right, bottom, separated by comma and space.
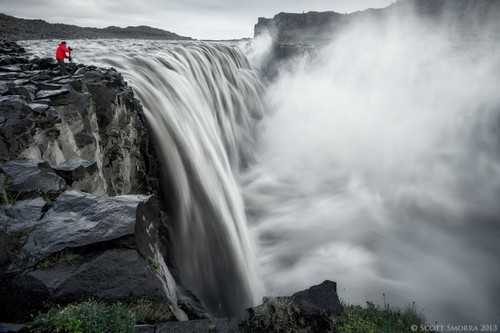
0, 40, 348, 332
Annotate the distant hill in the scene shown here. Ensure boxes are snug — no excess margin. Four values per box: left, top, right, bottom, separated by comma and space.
0, 13, 193, 40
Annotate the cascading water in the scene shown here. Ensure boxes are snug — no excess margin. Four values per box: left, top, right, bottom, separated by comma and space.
27, 40, 265, 315
115, 43, 265, 315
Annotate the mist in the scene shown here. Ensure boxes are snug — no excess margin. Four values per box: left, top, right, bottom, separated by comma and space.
244, 8, 500, 323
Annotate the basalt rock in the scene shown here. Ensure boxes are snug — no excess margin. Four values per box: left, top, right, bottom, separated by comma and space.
21, 190, 149, 266
15, 249, 165, 305
0, 191, 185, 322
0, 160, 66, 199
0, 41, 192, 323
240, 280, 343, 333
0, 40, 156, 196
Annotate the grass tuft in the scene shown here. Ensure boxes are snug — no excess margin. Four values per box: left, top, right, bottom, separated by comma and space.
337, 301, 427, 333
29, 300, 135, 333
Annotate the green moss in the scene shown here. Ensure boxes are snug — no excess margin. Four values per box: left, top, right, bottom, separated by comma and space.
146, 257, 161, 273
28, 298, 176, 332
337, 302, 427, 333
29, 300, 135, 333
36, 251, 83, 270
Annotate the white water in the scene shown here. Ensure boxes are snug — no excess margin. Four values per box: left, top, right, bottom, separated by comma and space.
243, 16, 500, 323
25, 27, 500, 322
25, 40, 265, 315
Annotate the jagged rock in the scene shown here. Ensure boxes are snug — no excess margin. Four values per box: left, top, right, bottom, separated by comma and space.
135, 197, 189, 321
19, 249, 165, 302
28, 57, 56, 70
0, 192, 182, 322
28, 103, 49, 112
0, 198, 46, 273
0, 65, 21, 72
291, 280, 343, 317
240, 280, 343, 333
35, 82, 63, 91
0, 72, 19, 80
176, 288, 211, 320
51, 159, 99, 192
0, 96, 61, 161
22, 190, 149, 264
35, 88, 69, 100
4, 85, 36, 101
2, 197, 46, 230
0, 58, 154, 195
0, 160, 66, 197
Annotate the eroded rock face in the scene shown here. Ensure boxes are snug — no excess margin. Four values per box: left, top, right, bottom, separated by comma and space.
0, 41, 194, 323
0, 41, 154, 196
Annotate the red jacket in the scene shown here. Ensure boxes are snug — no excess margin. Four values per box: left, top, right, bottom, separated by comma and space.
55, 43, 68, 61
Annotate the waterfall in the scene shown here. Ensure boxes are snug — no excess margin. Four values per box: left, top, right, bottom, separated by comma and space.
120, 43, 264, 315
28, 41, 267, 315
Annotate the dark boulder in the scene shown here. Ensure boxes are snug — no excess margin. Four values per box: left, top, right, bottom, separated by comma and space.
22, 190, 149, 264
240, 280, 343, 333
291, 280, 343, 317
0, 192, 184, 322
0, 96, 37, 161
19, 249, 165, 302
0, 198, 46, 274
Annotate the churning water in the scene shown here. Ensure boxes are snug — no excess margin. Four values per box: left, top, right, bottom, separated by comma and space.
25, 23, 500, 323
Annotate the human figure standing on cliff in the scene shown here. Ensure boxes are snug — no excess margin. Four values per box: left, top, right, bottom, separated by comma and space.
55, 41, 70, 74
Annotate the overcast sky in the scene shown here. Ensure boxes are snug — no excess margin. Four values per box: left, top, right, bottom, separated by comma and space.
1, 0, 396, 39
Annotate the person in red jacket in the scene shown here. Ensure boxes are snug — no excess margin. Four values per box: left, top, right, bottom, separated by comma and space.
55, 41, 70, 74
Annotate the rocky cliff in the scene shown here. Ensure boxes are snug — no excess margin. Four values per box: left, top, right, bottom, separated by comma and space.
0, 40, 201, 322
0, 14, 192, 41
255, 0, 500, 65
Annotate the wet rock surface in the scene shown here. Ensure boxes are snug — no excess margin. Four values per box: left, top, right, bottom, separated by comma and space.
0, 40, 191, 323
